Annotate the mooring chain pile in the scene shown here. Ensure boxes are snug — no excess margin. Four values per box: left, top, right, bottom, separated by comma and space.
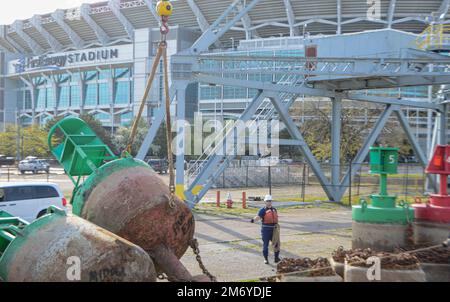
252, 243, 445, 282
395, 245, 450, 264
331, 246, 420, 270
190, 238, 217, 282
331, 246, 372, 263
276, 257, 334, 277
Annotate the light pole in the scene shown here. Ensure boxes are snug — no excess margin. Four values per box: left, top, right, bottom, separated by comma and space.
16, 110, 21, 162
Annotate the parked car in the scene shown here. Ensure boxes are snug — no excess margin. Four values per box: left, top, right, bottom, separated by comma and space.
147, 159, 169, 174
0, 182, 67, 222
18, 159, 50, 174
0, 155, 15, 166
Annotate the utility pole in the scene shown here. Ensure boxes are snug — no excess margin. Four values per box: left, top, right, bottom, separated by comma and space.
16, 110, 21, 162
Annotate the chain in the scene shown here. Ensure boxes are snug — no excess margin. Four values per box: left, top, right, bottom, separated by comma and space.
190, 238, 217, 282
400, 200, 414, 246
247, 243, 445, 282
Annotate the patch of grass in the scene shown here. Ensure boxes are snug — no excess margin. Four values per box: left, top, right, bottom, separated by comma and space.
194, 203, 256, 216
359, 173, 423, 179
239, 278, 261, 282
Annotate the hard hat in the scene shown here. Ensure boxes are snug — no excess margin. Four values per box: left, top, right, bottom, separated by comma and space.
264, 195, 273, 202
157, 1, 173, 17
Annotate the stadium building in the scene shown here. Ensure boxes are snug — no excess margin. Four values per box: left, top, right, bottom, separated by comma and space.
0, 0, 448, 149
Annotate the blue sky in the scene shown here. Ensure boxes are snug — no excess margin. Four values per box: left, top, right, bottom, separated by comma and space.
1, 0, 100, 24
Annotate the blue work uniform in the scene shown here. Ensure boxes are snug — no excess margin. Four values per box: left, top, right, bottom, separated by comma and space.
258, 207, 280, 259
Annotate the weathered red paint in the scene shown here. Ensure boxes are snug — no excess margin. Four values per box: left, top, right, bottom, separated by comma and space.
4, 214, 156, 282
79, 164, 197, 280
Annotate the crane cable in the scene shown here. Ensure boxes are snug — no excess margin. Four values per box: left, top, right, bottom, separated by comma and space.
125, 2, 176, 207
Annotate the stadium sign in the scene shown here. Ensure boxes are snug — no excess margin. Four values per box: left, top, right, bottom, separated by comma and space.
8, 45, 133, 74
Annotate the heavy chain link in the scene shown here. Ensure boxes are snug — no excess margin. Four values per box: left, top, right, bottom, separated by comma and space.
190, 238, 217, 282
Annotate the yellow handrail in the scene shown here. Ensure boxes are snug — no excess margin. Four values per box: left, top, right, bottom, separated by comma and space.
416, 24, 450, 50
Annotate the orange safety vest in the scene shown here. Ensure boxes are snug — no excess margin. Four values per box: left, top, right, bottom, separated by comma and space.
263, 208, 278, 224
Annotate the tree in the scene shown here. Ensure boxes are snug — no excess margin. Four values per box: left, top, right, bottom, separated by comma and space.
293, 101, 412, 164
298, 102, 375, 163
0, 125, 51, 158
44, 113, 116, 153
112, 119, 169, 158
377, 122, 412, 158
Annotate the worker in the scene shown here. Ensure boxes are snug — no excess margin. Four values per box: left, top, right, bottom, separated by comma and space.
250, 195, 281, 264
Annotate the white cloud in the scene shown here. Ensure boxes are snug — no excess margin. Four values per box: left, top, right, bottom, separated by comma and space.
1, 0, 99, 24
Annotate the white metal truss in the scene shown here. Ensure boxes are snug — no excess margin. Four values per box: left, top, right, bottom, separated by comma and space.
1, 0, 449, 55
108, 0, 135, 40
438, 0, 450, 20
187, 0, 263, 54
80, 4, 110, 46
51, 9, 84, 49
186, 0, 221, 48
236, 1, 258, 39
387, 0, 397, 28
0, 25, 23, 53
30, 15, 63, 53
283, 0, 299, 36
337, 0, 342, 34
191, 54, 450, 92
143, 0, 162, 24
186, 0, 209, 32
336, 105, 397, 200
12, 20, 44, 54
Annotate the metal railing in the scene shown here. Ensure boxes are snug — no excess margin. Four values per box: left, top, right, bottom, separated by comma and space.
416, 23, 450, 50
185, 72, 303, 187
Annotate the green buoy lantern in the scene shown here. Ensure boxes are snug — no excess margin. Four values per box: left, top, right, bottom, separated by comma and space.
351, 147, 414, 251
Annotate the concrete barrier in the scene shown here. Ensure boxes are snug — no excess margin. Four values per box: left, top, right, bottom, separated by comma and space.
413, 221, 450, 246
420, 263, 450, 282
344, 263, 426, 282
277, 274, 343, 282
329, 257, 345, 278
352, 221, 411, 252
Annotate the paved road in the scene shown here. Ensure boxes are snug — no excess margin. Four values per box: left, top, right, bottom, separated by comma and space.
180, 206, 352, 282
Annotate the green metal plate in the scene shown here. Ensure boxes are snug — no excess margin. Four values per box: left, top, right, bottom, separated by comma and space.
352, 204, 414, 225
369, 147, 399, 174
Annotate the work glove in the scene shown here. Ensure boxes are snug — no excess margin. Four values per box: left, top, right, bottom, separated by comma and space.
443, 238, 449, 248
250, 219, 255, 223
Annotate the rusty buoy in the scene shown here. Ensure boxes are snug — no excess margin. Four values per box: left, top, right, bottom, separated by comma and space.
0, 208, 156, 282
72, 157, 198, 281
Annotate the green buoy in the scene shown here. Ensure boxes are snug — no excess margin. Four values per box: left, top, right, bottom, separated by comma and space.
351, 147, 414, 251
352, 147, 414, 224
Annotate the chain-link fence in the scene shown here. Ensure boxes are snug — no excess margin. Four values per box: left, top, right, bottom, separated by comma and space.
1, 161, 432, 205
204, 161, 428, 205
0, 165, 75, 196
